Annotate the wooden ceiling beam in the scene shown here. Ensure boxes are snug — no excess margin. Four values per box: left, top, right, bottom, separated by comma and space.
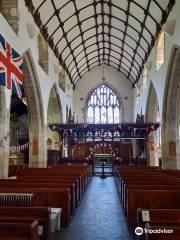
25, 0, 175, 88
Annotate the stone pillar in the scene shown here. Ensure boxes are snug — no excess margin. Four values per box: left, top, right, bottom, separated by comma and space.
161, 126, 180, 169
0, 0, 19, 34
28, 110, 47, 168
148, 132, 156, 166
163, 143, 180, 169
0, 87, 10, 178
22, 54, 48, 168
161, 51, 180, 169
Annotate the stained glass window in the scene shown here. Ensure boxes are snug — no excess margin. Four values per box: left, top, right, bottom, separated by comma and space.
87, 84, 121, 123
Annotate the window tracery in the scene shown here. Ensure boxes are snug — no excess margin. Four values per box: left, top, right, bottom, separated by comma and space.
87, 84, 121, 124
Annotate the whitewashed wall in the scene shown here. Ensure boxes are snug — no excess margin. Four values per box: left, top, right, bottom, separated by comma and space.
0, 1, 74, 176
73, 65, 133, 123
134, 1, 180, 121
0, 0, 73, 124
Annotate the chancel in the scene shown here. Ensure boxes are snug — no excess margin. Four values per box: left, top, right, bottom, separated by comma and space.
0, 0, 180, 240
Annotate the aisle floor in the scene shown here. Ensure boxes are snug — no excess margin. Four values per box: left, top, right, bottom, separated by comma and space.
60, 177, 133, 240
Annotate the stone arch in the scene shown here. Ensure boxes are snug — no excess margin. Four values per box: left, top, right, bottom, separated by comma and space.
162, 47, 180, 169
145, 82, 161, 166
23, 49, 46, 167
84, 81, 124, 123
0, 86, 9, 178
47, 84, 62, 147
0, 0, 19, 33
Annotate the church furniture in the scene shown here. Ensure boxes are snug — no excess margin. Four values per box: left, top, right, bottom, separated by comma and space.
16, 177, 80, 209
114, 166, 180, 228
47, 150, 60, 165
0, 180, 75, 215
8, 164, 28, 177
119, 176, 180, 212
0, 220, 39, 240
0, 181, 75, 216
137, 208, 180, 240
0, 206, 51, 240
50, 208, 62, 233
0, 164, 91, 227
0, 186, 70, 226
19, 165, 91, 197
126, 189, 180, 226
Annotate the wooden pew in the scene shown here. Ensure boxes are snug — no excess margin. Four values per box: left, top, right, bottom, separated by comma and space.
126, 189, 180, 226
0, 187, 70, 226
0, 220, 39, 240
0, 206, 50, 240
2, 164, 92, 226
16, 177, 80, 208
17, 175, 82, 203
137, 208, 180, 228
114, 166, 180, 228
15, 164, 91, 207
18, 167, 90, 196
137, 209, 180, 240
18, 167, 91, 200
122, 183, 180, 213
0, 181, 76, 215
17, 173, 83, 204
116, 175, 180, 211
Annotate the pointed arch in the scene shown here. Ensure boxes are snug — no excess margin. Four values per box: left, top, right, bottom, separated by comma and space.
85, 82, 124, 124
145, 82, 161, 166
47, 84, 62, 146
23, 49, 46, 167
161, 46, 180, 169
145, 82, 158, 122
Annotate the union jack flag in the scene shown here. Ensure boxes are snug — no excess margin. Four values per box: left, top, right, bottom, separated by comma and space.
0, 33, 23, 98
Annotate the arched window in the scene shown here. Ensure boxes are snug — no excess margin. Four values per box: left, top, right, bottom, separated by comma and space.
38, 33, 49, 74
142, 68, 148, 90
86, 84, 122, 124
156, 31, 165, 71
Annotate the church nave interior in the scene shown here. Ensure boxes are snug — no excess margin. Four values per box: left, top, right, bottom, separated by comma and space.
0, 0, 180, 239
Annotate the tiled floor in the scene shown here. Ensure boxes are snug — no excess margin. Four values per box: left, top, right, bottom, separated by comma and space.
60, 177, 133, 240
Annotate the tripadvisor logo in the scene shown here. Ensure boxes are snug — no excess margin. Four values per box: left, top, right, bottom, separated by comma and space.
135, 226, 174, 236
135, 227, 143, 236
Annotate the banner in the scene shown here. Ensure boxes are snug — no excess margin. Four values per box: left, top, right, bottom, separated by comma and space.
0, 33, 23, 98
10, 142, 29, 153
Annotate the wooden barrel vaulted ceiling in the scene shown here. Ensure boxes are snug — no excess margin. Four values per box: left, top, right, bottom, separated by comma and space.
25, 0, 175, 88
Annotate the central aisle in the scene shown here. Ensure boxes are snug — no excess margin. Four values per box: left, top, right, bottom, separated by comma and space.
60, 177, 133, 240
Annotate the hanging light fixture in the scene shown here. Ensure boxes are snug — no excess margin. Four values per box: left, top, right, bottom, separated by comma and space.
102, 62, 106, 82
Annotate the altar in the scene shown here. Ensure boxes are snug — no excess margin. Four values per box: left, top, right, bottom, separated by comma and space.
94, 153, 112, 165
